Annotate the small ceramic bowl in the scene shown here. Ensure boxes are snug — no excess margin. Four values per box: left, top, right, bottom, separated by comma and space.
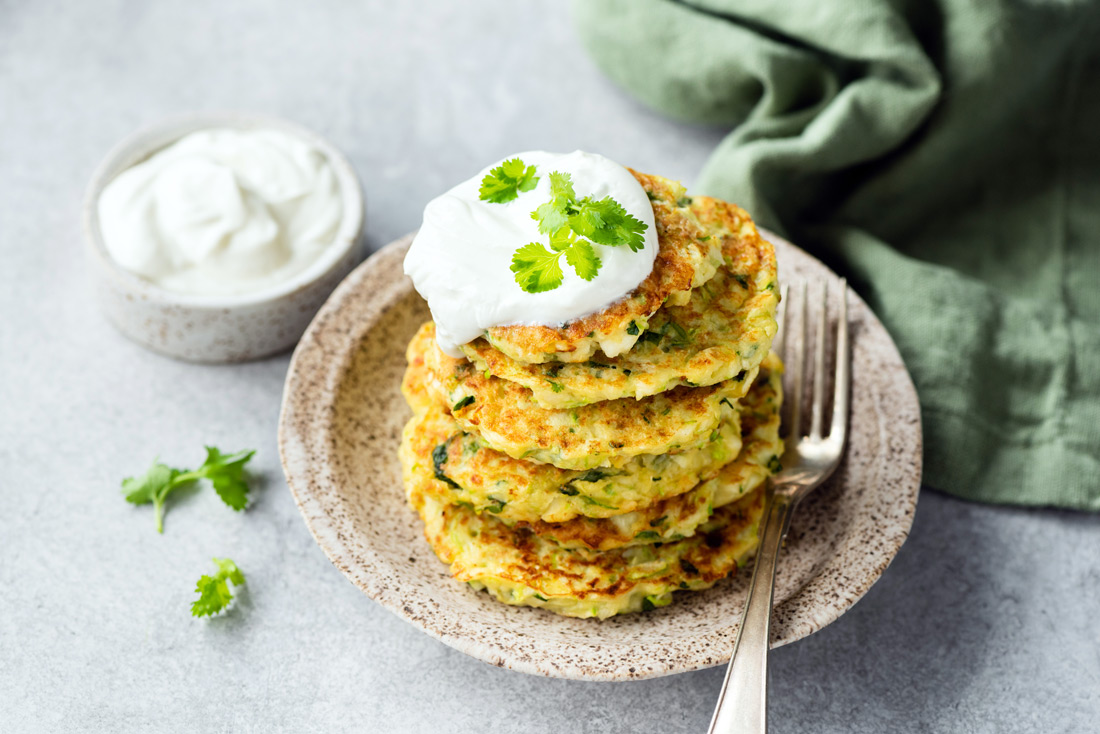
83, 112, 365, 363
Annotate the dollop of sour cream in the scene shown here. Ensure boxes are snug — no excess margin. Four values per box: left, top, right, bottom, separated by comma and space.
404, 151, 658, 357
98, 128, 343, 296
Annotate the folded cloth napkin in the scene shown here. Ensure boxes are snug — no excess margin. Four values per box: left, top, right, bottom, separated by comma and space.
573, 0, 1100, 510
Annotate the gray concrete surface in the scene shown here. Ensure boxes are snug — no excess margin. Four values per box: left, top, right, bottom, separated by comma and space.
2, 2, 1098, 732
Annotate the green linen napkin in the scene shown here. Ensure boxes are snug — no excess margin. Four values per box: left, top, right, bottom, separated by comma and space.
573, 0, 1100, 510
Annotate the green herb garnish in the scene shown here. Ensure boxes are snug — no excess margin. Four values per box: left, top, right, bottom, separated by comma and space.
511, 171, 648, 293
191, 558, 245, 617
453, 395, 475, 411
478, 157, 539, 203
532, 171, 576, 234
122, 447, 255, 533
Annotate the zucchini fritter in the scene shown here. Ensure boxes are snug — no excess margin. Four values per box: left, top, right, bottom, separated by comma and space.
402, 451, 766, 619
414, 321, 757, 470
397, 166, 784, 619
461, 196, 779, 409
480, 171, 726, 364
400, 350, 748, 524
509, 354, 782, 551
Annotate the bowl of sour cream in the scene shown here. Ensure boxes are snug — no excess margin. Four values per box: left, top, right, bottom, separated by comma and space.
83, 112, 365, 362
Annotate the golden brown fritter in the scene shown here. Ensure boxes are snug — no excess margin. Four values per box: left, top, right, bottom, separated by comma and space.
397, 167, 785, 620
509, 354, 782, 551
480, 171, 726, 364
413, 321, 757, 470
461, 195, 779, 409
401, 442, 766, 619
400, 347, 750, 524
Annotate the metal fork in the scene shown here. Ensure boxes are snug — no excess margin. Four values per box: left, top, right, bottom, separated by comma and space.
707, 280, 850, 734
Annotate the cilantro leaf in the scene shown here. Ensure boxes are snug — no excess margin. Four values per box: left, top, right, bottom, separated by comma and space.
533, 200, 569, 235
547, 226, 577, 252
191, 557, 245, 618
191, 574, 233, 617
122, 461, 180, 506
121, 446, 255, 533
213, 557, 246, 586
478, 158, 539, 204
572, 197, 648, 252
199, 447, 255, 511
511, 243, 564, 293
564, 239, 601, 281
511, 237, 602, 292
121, 460, 194, 534
512, 167, 651, 292
548, 170, 576, 202
567, 203, 604, 238
532, 172, 576, 234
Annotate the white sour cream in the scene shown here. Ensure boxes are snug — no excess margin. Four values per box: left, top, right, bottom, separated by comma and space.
404, 151, 658, 357
98, 128, 343, 296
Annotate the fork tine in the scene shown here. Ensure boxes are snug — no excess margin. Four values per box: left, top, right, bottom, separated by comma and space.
830, 279, 850, 440
786, 282, 807, 445
809, 282, 828, 441
775, 283, 790, 360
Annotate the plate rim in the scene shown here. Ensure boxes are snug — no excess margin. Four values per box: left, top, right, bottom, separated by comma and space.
278, 230, 923, 681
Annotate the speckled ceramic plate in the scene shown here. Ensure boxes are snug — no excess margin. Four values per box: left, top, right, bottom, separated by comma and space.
278, 231, 922, 681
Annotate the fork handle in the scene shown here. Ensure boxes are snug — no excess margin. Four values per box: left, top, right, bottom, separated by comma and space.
707, 487, 795, 734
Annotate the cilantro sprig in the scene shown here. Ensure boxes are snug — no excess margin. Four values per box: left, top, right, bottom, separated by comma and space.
478, 158, 648, 293
512, 171, 648, 292
191, 557, 245, 617
122, 447, 255, 533
533, 171, 647, 253
510, 228, 603, 293
478, 157, 540, 203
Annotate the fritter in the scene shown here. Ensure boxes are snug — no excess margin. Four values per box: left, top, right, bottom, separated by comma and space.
480, 171, 726, 364
413, 321, 757, 470
402, 449, 766, 619
401, 351, 744, 524
461, 197, 779, 409
510, 353, 782, 551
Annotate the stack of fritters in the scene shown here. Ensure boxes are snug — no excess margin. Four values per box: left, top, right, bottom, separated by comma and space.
399, 171, 782, 618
